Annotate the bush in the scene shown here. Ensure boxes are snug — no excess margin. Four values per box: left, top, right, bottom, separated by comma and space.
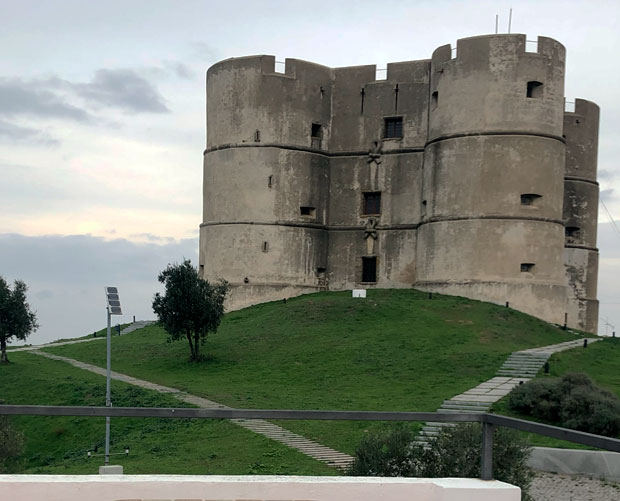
508, 373, 620, 437
0, 415, 23, 472
348, 424, 533, 500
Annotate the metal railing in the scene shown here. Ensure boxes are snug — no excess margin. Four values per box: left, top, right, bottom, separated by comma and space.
2, 405, 620, 480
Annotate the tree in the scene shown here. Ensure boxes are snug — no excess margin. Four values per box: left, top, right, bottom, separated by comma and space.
152, 260, 228, 362
0, 276, 39, 364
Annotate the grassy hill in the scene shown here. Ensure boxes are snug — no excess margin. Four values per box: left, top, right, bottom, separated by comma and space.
5, 288, 613, 474
37, 289, 586, 456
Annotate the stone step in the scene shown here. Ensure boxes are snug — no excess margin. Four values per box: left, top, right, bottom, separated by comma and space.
443, 400, 489, 407
502, 361, 546, 366
438, 408, 486, 413
503, 360, 546, 365
497, 369, 539, 374
440, 404, 491, 411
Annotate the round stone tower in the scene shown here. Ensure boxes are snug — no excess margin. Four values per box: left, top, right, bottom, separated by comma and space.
416, 35, 569, 325
563, 99, 600, 333
200, 56, 332, 309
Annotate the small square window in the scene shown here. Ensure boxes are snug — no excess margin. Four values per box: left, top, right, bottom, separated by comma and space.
520, 263, 535, 273
363, 192, 381, 215
384, 117, 403, 139
362, 256, 377, 283
311, 123, 322, 138
300, 206, 316, 218
526, 81, 543, 98
565, 226, 580, 243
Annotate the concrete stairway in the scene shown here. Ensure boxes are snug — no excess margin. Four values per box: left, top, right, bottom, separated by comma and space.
416, 337, 600, 447
496, 352, 550, 378
120, 320, 155, 335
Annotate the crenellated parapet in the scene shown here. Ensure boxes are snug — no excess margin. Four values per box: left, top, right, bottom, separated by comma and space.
206, 55, 333, 150
429, 35, 565, 140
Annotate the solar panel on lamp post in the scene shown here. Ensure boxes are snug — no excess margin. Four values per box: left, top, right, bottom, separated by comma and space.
104, 287, 122, 467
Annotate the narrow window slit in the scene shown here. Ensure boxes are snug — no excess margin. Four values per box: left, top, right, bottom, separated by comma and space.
521, 193, 542, 205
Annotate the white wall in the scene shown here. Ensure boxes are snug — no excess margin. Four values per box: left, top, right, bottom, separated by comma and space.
0, 475, 520, 501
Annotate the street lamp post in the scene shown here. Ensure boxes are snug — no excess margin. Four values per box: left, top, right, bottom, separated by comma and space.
104, 287, 122, 467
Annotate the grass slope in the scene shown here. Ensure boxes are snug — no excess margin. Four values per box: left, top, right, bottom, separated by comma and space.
0, 352, 334, 475
44, 289, 584, 454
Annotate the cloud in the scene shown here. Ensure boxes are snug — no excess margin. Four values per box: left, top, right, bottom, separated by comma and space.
0, 78, 91, 121
35, 290, 54, 300
190, 41, 221, 63
129, 233, 175, 243
0, 119, 58, 145
0, 69, 169, 127
163, 61, 194, 80
600, 189, 617, 202
0, 233, 198, 345
598, 169, 617, 181
75, 69, 170, 113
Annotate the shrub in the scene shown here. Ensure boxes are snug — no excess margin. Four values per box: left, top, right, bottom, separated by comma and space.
348, 424, 533, 500
508, 373, 620, 437
0, 415, 24, 472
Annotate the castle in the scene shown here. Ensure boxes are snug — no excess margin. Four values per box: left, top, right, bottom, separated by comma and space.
200, 34, 600, 333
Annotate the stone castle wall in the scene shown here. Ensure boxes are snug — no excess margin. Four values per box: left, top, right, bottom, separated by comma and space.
200, 34, 600, 333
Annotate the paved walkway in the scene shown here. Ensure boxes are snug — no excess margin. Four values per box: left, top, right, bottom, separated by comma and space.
30, 350, 354, 470
531, 472, 620, 501
418, 337, 601, 444
9, 321, 155, 352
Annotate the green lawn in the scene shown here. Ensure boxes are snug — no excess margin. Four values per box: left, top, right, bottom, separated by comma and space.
43, 289, 584, 454
491, 337, 620, 449
0, 351, 334, 475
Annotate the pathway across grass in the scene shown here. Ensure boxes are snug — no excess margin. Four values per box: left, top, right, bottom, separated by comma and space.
31, 349, 354, 469
0, 351, 334, 475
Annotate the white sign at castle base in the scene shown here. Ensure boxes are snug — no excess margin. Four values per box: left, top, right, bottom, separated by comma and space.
0, 475, 520, 501
352, 289, 367, 298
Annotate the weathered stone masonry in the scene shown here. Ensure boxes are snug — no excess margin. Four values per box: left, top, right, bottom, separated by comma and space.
200, 34, 600, 333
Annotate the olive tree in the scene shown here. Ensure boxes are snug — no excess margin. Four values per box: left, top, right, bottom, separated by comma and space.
0, 276, 39, 364
152, 260, 228, 362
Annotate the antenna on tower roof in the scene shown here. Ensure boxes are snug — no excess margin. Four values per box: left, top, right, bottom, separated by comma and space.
508, 7, 513, 33
495, 14, 499, 34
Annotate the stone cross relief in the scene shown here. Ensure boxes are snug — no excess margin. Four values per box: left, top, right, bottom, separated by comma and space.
367, 139, 382, 190
364, 140, 382, 254
364, 217, 378, 255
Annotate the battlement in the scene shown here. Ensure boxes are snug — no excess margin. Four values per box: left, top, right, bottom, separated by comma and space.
432, 34, 565, 66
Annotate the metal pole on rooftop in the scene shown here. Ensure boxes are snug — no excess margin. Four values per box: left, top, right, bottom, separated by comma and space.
508, 8, 512, 34
105, 306, 111, 465
495, 14, 499, 34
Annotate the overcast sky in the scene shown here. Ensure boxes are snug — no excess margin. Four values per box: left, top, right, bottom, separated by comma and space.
1, 0, 619, 344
